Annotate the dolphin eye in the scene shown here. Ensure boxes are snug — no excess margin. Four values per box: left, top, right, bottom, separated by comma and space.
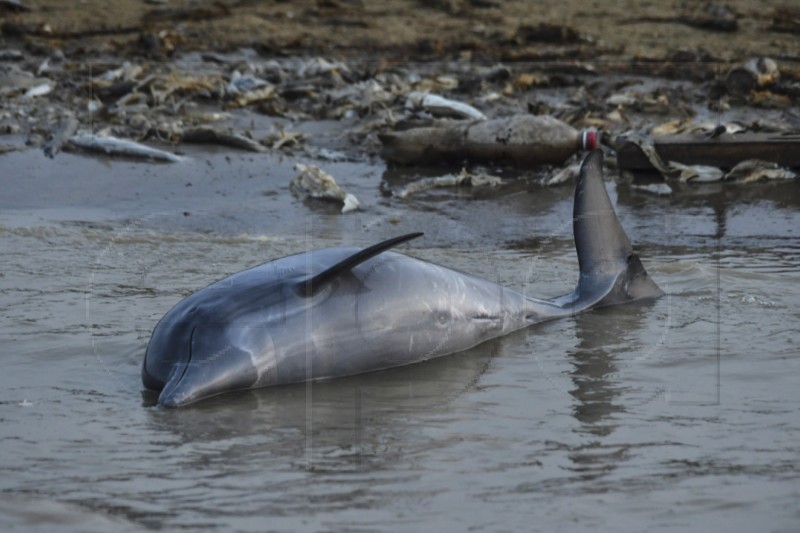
436, 310, 450, 326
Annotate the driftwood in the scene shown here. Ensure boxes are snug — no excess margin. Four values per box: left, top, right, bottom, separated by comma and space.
615, 132, 800, 170
379, 114, 586, 166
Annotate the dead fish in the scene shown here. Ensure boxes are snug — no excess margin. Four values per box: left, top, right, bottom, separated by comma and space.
21, 82, 53, 99
181, 126, 265, 152
631, 182, 673, 195
290, 164, 360, 213
0, 49, 24, 61
68, 134, 184, 162
405, 91, 486, 120
724, 159, 797, 183
669, 161, 724, 183
395, 167, 502, 198
0, 65, 50, 98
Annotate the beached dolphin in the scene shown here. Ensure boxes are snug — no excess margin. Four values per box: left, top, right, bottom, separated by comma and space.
143, 151, 663, 407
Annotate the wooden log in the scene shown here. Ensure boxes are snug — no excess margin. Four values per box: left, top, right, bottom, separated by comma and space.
615, 133, 800, 170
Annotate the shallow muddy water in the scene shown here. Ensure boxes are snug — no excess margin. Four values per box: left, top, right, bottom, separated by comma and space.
1, 148, 799, 531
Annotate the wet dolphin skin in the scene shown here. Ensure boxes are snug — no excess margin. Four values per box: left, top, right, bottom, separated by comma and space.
143, 151, 663, 407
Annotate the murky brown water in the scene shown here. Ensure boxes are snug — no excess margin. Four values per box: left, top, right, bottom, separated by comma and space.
1, 148, 799, 531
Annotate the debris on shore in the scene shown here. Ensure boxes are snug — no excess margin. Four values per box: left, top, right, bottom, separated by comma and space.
670, 161, 724, 183
0, 1, 796, 200
631, 182, 674, 195
616, 130, 798, 188
380, 115, 597, 166
181, 126, 265, 153
395, 167, 503, 198
724, 159, 797, 183
290, 164, 360, 213
543, 157, 583, 186
67, 134, 184, 162
726, 58, 780, 97
42, 114, 78, 158
405, 92, 486, 120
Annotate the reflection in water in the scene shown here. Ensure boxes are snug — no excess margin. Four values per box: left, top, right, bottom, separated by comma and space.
616, 178, 800, 244
566, 303, 653, 478
145, 341, 496, 474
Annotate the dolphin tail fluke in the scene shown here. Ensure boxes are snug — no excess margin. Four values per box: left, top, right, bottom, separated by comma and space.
558, 150, 663, 310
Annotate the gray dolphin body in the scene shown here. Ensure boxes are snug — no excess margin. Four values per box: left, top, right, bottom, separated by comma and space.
143, 151, 663, 407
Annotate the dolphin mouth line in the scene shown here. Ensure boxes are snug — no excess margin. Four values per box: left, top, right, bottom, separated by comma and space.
178, 326, 196, 384
159, 326, 196, 404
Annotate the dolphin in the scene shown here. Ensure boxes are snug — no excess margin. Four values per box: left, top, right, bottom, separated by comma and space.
143, 151, 663, 407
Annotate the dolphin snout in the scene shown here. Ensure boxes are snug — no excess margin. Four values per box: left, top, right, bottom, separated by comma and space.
156, 343, 259, 408
158, 389, 189, 408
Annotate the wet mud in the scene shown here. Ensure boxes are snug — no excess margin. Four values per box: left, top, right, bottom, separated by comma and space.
2, 0, 799, 178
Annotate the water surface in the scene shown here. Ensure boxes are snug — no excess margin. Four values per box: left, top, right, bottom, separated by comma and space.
1, 149, 798, 531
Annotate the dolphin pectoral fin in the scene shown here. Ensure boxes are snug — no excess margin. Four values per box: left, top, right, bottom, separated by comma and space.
566, 150, 663, 310
299, 232, 424, 296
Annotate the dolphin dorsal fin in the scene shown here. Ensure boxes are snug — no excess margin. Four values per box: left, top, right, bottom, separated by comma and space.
300, 232, 424, 296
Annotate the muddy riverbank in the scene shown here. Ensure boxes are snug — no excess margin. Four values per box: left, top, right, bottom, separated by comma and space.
2, 0, 800, 170
5, 0, 800, 62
